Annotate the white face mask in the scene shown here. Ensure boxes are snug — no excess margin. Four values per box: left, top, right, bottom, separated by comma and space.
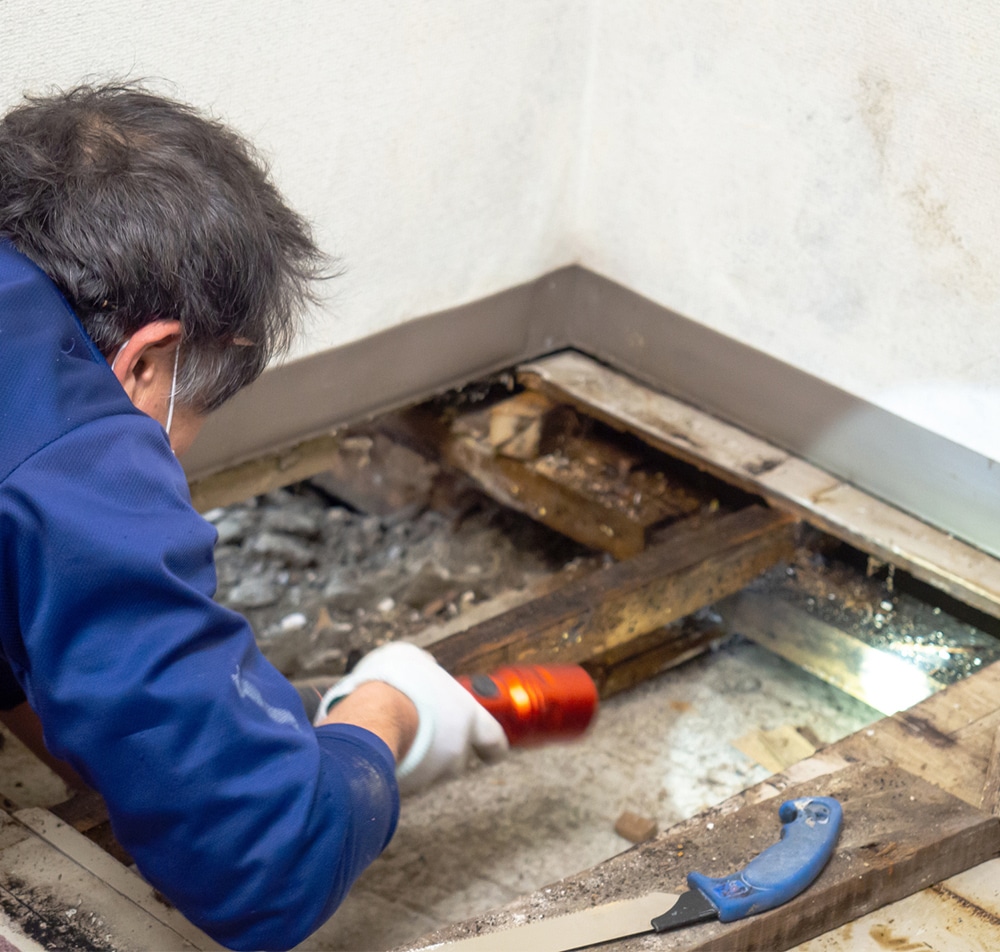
111, 338, 180, 437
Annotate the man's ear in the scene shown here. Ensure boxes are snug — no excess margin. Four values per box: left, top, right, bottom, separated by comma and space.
109, 319, 182, 412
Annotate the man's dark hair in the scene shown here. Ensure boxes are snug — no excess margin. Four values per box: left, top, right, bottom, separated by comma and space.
0, 82, 327, 412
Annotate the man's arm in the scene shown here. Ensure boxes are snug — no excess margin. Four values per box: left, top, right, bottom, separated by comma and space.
2, 417, 404, 951
318, 681, 418, 764
311, 642, 509, 796
0, 684, 420, 792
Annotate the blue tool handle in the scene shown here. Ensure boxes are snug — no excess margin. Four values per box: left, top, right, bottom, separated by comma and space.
687, 796, 842, 922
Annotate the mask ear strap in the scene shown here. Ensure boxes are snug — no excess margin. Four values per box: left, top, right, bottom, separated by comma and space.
165, 343, 180, 436
110, 338, 131, 372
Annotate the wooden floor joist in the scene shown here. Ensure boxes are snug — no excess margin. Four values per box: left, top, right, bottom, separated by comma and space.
519, 351, 1000, 621
387, 400, 711, 559
188, 431, 345, 513
420, 505, 796, 675
726, 591, 949, 715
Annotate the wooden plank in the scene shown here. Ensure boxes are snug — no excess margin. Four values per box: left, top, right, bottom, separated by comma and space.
519, 351, 1000, 620
423, 505, 796, 675
728, 591, 947, 715
832, 661, 1000, 809
49, 788, 131, 867
486, 390, 571, 459
408, 653, 1000, 952
733, 725, 818, 774
0, 810, 209, 950
791, 857, 1000, 950
877, 656, 1000, 736
582, 615, 725, 698
981, 725, 1000, 817
0, 723, 68, 811
0, 883, 60, 952
414, 763, 1000, 952
15, 808, 222, 949
187, 431, 343, 513
388, 405, 705, 559
839, 706, 1000, 810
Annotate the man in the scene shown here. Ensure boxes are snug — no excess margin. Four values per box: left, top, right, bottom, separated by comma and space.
0, 82, 507, 951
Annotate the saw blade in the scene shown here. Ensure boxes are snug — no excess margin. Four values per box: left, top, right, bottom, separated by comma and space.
425, 891, 680, 952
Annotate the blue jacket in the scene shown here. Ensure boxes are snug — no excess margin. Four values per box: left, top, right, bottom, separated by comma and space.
0, 239, 399, 950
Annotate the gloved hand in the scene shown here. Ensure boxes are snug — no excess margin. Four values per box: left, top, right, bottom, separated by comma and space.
316, 642, 509, 795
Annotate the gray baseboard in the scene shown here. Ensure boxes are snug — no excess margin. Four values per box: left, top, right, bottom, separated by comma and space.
184, 266, 1000, 559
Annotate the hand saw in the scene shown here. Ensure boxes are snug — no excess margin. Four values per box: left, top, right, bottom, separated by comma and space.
423, 796, 842, 951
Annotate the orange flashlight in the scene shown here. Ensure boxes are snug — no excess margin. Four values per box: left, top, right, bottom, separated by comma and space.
457, 664, 598, 746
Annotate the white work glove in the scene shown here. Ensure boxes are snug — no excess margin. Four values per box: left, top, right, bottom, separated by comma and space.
316, 642, 509, 795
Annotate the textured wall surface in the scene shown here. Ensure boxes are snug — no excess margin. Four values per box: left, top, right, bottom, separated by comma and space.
576, 0, 1000, 460
0, 0, 585, 356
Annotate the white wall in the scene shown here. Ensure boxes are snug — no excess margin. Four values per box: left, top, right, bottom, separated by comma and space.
0, 0, 585, 356
3, 0, 999, 465
576, 0, 1000, 461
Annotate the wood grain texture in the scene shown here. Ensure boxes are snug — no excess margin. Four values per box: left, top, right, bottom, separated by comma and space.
981, 725, 1000, 817
188, 431, 344, 512
791, 857, 1000, 950
388, 403, 706, 559
835, 662, 1000, 809
519, 352, 1000, 620
423, 506, 796, 675
412, 764, 1000, 952
729, 591, 946, 715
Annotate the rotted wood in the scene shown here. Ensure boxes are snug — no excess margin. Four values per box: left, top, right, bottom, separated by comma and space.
834, 660, 1000, 810
583, 613, 726, 698
788, 857, 1000, 951
424, 505, 796, 676
982, 725, 1000, 817
413, 762, 1000, 952
188, 431, 344, 513
386, 398, 706, 560
518, 351, 1000, 621
409, 649, 1000, 952
486, 389, 575, 460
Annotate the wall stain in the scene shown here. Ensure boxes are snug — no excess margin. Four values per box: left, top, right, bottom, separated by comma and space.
856, 70, 895, 171
855, 69, 993, 302
903, 179, 964, 253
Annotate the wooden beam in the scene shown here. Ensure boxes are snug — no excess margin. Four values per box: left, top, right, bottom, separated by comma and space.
0, 809, 215, 950
688, 766, 1000, 952
582, 616, 725, 698
786, 857, 1000, 951
823, 661, 1000, 812
726, 591, 948, 715
410, 647, 1000, 952
187, 431, 344, 512
981, 725, 1000, 817
519, 351, 1000, 620
387, 404, 706, 559
486, 390, 572, 460
423, 505, 796, 675
420, 762, 1000, 952
50, 788, 131, 867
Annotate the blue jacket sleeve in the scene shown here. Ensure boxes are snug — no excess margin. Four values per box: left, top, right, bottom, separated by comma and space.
0, 414, 399, 951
